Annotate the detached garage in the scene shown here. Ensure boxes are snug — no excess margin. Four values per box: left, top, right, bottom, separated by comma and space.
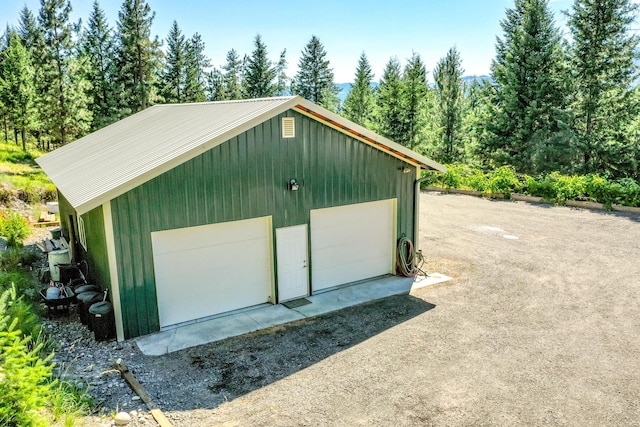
37, 96, 445, 340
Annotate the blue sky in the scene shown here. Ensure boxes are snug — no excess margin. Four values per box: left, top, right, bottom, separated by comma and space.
0, 0, 599, 83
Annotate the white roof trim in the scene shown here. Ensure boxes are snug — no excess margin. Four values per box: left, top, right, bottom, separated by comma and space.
37, 96, 445, 215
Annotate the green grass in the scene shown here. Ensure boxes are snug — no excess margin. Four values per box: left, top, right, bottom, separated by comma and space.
0, 143, 56, 205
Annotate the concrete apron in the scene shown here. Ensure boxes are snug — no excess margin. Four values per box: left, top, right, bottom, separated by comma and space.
136, 273, 452, 356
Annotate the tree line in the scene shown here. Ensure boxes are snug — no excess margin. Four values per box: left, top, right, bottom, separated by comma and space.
0, 0, 638, 180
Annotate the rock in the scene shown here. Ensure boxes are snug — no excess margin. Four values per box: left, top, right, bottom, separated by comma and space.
132, 395, 141, 401
114, 411, 131, 425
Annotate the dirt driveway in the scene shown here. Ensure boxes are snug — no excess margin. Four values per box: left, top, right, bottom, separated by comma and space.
83, 193, 640, 426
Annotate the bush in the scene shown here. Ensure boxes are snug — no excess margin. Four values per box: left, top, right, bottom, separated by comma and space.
614, 178, 640, 207
0, 286, 55, 427
487, 165, 520, 198
549, 173, 587, 203
441, 165, 464, 189
0, 211, 31, 247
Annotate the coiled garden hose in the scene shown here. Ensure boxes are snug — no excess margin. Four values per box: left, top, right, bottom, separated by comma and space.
396, 236, 416, 277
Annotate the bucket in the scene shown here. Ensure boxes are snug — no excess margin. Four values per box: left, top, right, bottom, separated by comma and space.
89, 301, 115, 341
48, 249, 71, 282
75, 284, 100, 294
76, 291, 101, 326
50, 227, 62, 239
46, 286, 60, 299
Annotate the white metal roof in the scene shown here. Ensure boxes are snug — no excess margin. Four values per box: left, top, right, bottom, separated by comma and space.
37, 96, 445, 215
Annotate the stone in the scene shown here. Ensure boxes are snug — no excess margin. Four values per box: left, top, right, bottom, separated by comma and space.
114, 411, 131, 425
132, 395, 141, 401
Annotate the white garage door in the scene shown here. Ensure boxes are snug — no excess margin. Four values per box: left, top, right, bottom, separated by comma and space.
310, 199, 395, 292
151, 216, 273, 328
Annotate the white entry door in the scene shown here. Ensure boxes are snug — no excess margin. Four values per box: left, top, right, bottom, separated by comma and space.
276, 225, 309, 302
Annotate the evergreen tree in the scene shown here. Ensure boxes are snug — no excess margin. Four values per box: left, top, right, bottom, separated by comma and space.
342, 52, 375, 127
159, 21, 186, 103
433, 47, 466, 163
0, 30, 37, 149
116, 0, 161, 113
568, 0, 639, 177
39, 0, 92, 146
82, 0, 120, 130
0, 28, 10, 143
183, 33, 210, 102
243, 34, 277, 98
461, 78, 496, 166
206, 67, 227, 101
292, 35, 340, 110
222, 48, 243, 100
375, 56, 405, 143
487, 0, 572, 173
274, 49, 290, 96
18, 6, 46, 148
402, 52, 429, 150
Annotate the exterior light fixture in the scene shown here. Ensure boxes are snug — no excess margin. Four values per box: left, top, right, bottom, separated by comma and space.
401, 166, 411, 174
288, 179, 300, 191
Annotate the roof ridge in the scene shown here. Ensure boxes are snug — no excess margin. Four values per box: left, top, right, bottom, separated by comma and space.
154, 96, 296, 108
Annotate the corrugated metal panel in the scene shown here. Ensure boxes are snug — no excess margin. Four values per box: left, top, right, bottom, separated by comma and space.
37, 97, 297, 215
37, 96, 444, 216
80, 206, 110, 291
111, 111, 418, 338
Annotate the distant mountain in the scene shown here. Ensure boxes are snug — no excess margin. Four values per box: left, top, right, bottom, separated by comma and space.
335, 76, 493, 105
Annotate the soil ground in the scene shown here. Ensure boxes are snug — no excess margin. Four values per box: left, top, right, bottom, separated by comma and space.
67, 192, 639, 426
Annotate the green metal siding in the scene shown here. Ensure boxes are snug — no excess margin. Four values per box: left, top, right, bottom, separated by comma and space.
79, 207, 110, 292
57, 191, 74, 243
58, 191, 111, 291
111, 110, 417, 338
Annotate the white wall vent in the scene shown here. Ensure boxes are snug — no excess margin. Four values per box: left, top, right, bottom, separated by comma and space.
282, 117, 295, 138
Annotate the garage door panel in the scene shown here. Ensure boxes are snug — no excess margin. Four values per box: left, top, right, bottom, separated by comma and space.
313, 255, 391, 287
153, 218, 267, 255
152, 216, 272, 328
311, 200, 395, 291
312, 238, 391, 266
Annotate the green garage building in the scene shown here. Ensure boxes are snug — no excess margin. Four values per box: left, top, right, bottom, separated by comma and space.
37, 96, 445, 340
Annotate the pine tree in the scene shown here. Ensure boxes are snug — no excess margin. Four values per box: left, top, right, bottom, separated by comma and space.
82, 0, 120, 130
342, 52, 375, 127
39, 0, 92, 146
159, 21, 186, 103
18, 6, 46, 148
0, 28, 10, 144
243, 34, 277, 99
1, 30, 37, 149
183, 33, 210, 102
116, 0, 161, 113
292, 35, 340, 110
487, 0, 572, 173
274, 49, 289, 96
375, 56, 405, 144
402, 52, 429, 150
222, 48, 243, 100
206, 67, 227, 101
568, 0, 639, 177
433, 47, 466, 163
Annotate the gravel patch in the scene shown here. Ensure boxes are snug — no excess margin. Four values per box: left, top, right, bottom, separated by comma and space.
45, 192, 640, 426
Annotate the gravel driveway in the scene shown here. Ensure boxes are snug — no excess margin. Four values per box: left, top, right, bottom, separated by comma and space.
73, 192, 640, 426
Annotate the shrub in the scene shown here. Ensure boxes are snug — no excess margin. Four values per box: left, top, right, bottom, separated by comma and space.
0, 211, 31, 248
614, 178, 640, 207
466, 168, 488, 192
0, 286, 55, 427
487, 166, 520, 197
584, 174, 612, 206
551, 173, 587, 203
441, 164, 464, 189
